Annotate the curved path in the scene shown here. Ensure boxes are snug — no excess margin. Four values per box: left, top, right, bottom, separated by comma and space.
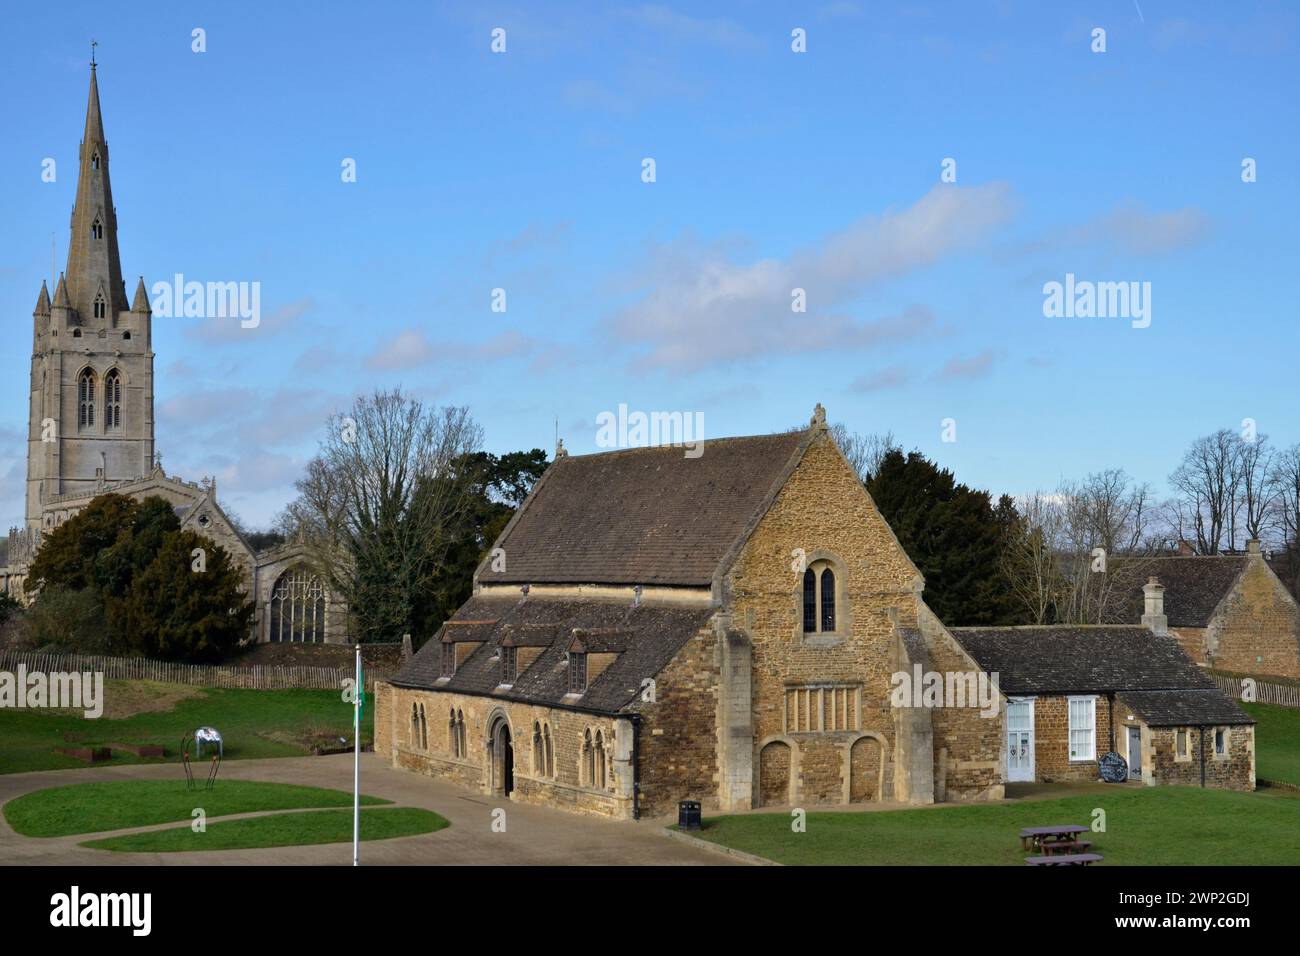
0, 753, 743, 866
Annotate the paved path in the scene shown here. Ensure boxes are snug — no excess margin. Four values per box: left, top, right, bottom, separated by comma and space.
0, 754, 743, 866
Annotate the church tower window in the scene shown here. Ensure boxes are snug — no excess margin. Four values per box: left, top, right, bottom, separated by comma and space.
91, 152, 100, 170
91, 218, 103, 240
104, 369, 122, 429
77, 369, 96, 427
93, 293, 106, 319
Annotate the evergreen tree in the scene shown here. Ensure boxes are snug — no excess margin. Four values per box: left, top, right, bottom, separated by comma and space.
866, 449, 1023, 626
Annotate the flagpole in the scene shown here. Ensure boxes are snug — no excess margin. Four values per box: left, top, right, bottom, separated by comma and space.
353, 645, 360, 867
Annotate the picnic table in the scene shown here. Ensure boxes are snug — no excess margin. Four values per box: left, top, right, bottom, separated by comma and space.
1019, 825, 1088, 852
1019, 825, 1102, 865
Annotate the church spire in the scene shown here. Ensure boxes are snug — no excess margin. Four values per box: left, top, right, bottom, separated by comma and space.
33, 280, 50, 316
64, 60, 126, 323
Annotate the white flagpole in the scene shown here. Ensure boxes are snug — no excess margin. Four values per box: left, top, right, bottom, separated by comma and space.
353, 646, 360, 866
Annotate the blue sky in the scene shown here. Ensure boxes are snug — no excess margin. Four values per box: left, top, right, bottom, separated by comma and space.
2, 1, 1296, 529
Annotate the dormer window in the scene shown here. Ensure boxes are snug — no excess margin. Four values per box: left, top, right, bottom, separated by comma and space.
91, 218, 103, 240
500, 646, 518, 685
568, 652, 588, 695
92, 152, 101, 170
93, 294, 106, 320
440, 642, 456, 678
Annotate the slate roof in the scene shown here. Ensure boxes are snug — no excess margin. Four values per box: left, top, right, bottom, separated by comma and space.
951, 625, 1251, 724
1268, 556, 1299, 603
477, 431, 806, 587
1102, 556, 1248, 628
390, 594, 716, 715
1119, 690, 1254, 727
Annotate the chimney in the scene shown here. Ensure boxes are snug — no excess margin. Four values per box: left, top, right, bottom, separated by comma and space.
1141, 576, 1168, 636
1246, 538, 1261, 556
1177, 539, 1195, 556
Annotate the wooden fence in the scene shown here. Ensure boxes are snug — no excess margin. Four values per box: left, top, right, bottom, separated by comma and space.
0, 649, 395, 691
1208, 672, 1300, 709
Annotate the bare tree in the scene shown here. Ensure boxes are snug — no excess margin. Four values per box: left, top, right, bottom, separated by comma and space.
1169, 429, 1241, 554
829, 424, 899, 482
999, 492, 1064, 624
1238, 433, 1278, 543
1271, 443, 1300, 549
282, 390, 484, 641
1056, 469, 1155, 623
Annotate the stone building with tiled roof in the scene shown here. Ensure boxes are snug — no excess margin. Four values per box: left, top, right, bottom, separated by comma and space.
376, 407, 1010, 818
1102, 547, 1300, 680
953, 626, 1254, 790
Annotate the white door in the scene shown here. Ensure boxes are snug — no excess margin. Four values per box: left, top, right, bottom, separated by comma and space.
1006, 699, 1035, 782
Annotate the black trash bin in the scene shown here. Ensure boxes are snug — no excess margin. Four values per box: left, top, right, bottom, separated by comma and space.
678, 799, 701, 830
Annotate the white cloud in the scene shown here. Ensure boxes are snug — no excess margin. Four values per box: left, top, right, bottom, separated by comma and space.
366, 329, 539, 371
608, 183, 1014, 371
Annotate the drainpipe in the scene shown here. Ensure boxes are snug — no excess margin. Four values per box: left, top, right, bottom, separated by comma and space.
1199, 726, 1206, 788
631, 714, 641, 820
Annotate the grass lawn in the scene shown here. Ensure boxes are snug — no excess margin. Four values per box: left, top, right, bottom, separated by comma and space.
4, 779, 389, 837
688, 786, 1300, 865
1243, 702, 1300, 786
80, 807, 448, 852
0, 680, 373, 774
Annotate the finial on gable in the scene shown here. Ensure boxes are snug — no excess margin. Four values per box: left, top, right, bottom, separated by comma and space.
555, 437, 568, 459
810, 403, 827, 432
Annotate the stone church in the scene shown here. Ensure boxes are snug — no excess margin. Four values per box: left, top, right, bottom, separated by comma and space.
0, 64, 346, 644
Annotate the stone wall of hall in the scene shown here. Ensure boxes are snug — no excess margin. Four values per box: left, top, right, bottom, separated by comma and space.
632, 624, 721, 819
1206, 555, 1300, 680
724, 431, 1001, 808
374, 681, 636, 819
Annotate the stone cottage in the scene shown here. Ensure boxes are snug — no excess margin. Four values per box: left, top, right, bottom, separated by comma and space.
952, 625, 1255, 790
1105, 547, 1300, 680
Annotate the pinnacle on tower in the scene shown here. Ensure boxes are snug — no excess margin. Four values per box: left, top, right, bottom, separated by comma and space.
33, 281, 51, 316
131, 276, 151, 313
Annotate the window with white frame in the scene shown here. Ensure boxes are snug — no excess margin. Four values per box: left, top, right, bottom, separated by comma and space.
1067, 696, 1096, 761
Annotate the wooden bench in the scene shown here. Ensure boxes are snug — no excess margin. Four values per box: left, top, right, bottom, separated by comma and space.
1041, 839, 1092, 856
1019, 825, 1089, 851
1025, 853, 1104, 866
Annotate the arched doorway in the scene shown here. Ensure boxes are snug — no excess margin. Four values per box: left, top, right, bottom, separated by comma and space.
848, 735, 883, 802
758, 740, 793, 807
488, 716, 514, 797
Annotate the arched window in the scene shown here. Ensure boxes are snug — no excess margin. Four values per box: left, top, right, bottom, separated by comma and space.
594, 730, 607, 790
92, 152, 101, 170
267, 568, 326, 642
411, 703, 421, 748
543, 723, 554, 778
820, 567, 836, 632
91, 218, 103, 240
72, 328, 82, 338
93, 294, 106, 319
122, 330, 131, 340
532, 721, 543, 774
77, 369, 96, 428
582, 729, 595, 786
802, 569, 816, 632
104, 369, 122, 429
456, 709, 466, 758
448, 709, 458, 757
420, 705, 428, 749
802, 560, 839, 635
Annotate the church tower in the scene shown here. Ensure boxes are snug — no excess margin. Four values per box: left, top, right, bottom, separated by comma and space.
27, 61, 155, 535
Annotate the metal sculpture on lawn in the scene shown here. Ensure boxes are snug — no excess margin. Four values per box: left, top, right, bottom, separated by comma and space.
182, 726, 223, 790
